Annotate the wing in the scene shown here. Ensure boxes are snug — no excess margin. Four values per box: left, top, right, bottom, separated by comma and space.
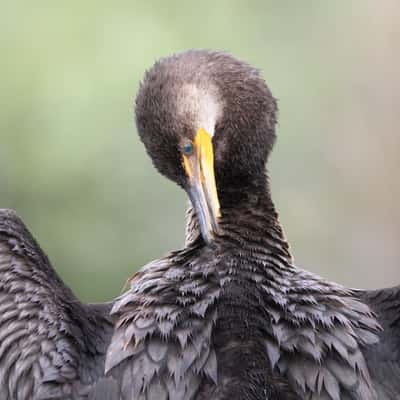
358, 286, 400, 399
0, 209, 114, 399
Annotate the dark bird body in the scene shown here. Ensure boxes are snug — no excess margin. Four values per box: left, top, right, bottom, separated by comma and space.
1, 50, 400, 399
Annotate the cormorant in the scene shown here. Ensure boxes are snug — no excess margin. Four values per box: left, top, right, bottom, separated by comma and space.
1, 50, 399, 399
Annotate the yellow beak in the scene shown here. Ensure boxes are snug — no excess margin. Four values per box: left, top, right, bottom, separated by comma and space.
183, 128, 221, 244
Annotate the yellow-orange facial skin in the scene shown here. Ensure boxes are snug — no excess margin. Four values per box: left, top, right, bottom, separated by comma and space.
182, 128, 221, 243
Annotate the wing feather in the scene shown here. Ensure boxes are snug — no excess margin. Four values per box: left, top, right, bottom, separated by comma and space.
0, 209, 114, 399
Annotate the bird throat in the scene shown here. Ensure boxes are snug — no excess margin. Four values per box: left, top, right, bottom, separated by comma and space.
185, 176, 293, 264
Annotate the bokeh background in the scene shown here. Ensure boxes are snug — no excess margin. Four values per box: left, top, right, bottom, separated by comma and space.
1, 1, 399, 302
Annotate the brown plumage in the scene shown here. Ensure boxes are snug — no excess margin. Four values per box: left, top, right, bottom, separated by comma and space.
1, 50, 400, 399
105, 50, 390, 399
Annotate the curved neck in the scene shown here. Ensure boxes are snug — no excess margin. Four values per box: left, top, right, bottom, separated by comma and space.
185, 173, 293, 265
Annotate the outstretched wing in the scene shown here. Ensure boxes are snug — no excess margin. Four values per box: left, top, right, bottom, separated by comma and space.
358, 286, 400, 399
0, 209, 114, 400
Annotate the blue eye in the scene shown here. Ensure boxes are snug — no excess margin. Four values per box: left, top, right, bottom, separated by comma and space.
183, 142, 194, 155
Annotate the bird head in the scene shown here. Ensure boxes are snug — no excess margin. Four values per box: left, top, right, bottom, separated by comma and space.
135, 50, 277, 244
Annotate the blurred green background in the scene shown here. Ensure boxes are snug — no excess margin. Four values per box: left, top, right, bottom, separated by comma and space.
1, 1, 399, 302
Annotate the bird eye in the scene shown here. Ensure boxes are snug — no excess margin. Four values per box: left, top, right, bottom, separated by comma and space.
183, 142, 194, 156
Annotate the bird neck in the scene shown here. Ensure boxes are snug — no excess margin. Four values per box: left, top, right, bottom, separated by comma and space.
185, 173, 293, 266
